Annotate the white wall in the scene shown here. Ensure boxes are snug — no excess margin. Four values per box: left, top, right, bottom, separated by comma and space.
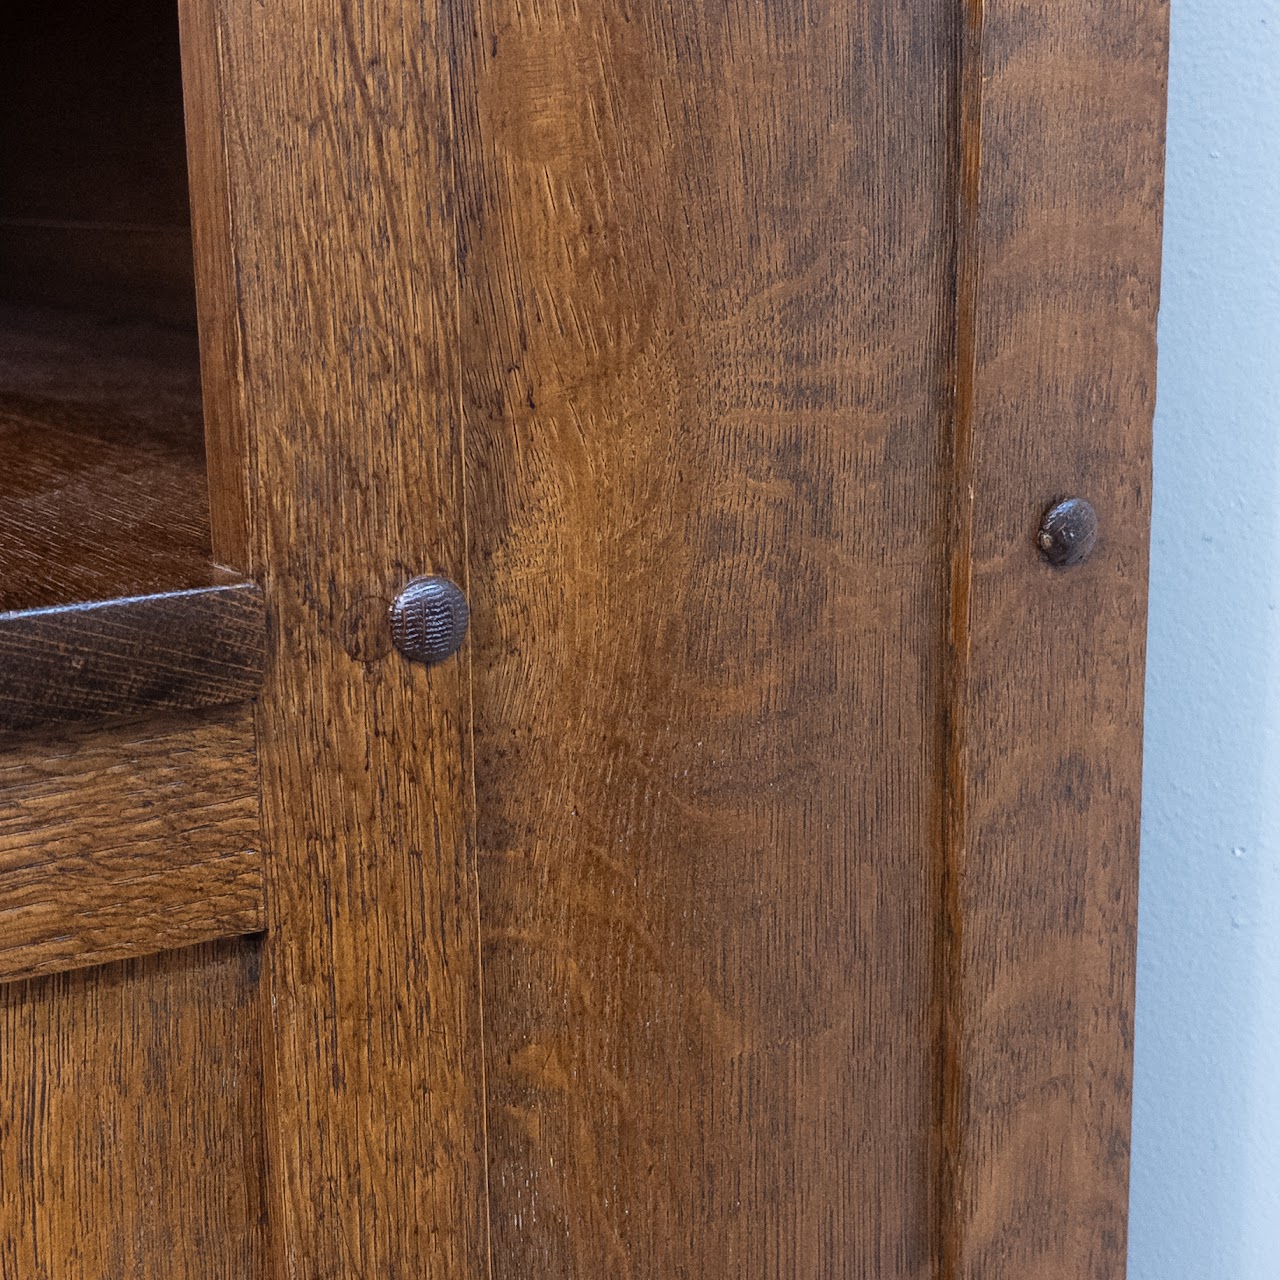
1129, 1, 1280, 1274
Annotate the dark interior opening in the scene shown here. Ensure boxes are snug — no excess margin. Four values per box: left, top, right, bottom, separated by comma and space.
0, 0, 216, 614
0, 0, 198, 326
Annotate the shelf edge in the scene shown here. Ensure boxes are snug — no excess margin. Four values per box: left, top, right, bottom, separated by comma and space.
0, 579, 266, 734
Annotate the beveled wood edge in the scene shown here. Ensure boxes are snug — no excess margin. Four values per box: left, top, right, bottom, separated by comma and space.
0, 579, 267, 736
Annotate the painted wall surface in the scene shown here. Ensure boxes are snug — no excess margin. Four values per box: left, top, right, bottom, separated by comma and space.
1128, 0, 1280, 1275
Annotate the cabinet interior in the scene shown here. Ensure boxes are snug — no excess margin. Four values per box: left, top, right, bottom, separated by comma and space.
0, 0, 213, 614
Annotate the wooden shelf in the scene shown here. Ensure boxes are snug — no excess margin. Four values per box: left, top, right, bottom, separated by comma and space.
0, 303, 264, 732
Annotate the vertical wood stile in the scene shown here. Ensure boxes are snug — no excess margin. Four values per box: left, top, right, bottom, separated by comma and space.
943, 0, 1168, 1274
184, 1, 492, 1275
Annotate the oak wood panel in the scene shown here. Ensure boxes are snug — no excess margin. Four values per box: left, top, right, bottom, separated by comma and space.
0, 938, 270, 1279
0, 707, 263, 984
455, 2, 956, 1275
198, 1, 489, 1274
943, 2, 1167, 1275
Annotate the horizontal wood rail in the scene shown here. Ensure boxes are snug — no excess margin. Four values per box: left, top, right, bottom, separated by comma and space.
0, 706, 264, 985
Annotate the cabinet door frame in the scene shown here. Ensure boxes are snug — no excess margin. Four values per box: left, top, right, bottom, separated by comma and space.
184, 0, 490, 1274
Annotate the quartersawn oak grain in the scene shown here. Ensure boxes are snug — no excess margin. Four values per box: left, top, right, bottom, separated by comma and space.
941, 1, 1169, 1275
192, 0, 490, 1274
0, 302, 217, 612
0, 939, 270, 1279
25, 0, 1159, 1273
0, 706, 264, 984
455, 1, 956, 1274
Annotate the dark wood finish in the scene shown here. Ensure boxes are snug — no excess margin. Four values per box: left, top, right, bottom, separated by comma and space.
0, 707, 263, 983
941, 1, 1167, 1275
455, 0, 955, 1274
0, 225, 197, 332
0, 585, 264, 733
178, 0, 254, 566
195, 0, 489, 1274
0, 0, 197, 325
0, 939, 270, 1279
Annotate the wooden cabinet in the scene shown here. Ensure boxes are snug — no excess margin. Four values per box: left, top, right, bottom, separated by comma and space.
0, 0, 1168, 1276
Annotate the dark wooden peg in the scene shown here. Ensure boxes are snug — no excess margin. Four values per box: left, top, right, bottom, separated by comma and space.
389, 575, 470, 665
1037, 498, 1099, 568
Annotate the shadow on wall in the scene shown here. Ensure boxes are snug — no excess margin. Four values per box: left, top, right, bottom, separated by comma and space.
1129, 2, 1280, 1277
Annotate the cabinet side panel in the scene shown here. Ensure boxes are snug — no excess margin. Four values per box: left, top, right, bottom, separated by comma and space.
0, 939, 269, 1280
455, 1, 957, 1274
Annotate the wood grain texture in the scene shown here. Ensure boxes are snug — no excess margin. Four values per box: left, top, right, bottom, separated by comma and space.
0, 706, 263, 984
198, 1, 489, 1274
0, 585, 265, 733
0, 304, 264, 729
178, 0, 253, 567
157, 0, 1162, 1275
0, 938, 270, 1279
942, 2, 1168, 1276
455, 1, 955, 1275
